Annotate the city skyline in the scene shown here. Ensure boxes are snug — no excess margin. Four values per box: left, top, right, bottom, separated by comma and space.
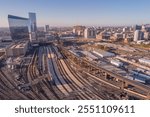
1, 0, 150, 27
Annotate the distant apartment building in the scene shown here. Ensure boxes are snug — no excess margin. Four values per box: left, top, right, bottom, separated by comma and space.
96, 31, 110, 40
144, 32, 150, 40
134, 30, 144, 41
113, 33, 123, 41
84, 27, 96, 39
73, 25, 86, 37
123, 27, 130, 32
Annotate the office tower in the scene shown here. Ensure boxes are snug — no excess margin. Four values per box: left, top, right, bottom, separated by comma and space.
8, 15, 29, 41
29, 12, 37, 32
134, 30, 144, 41
29, 13, 37, 42
84, 27, 96, 38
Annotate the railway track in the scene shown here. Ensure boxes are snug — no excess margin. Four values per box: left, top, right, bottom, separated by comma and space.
0, 70, 30, 99
28, 49, 51, 100
0, 45, 124, 100
0, 45, 134, 100
56, 45, 131, 99
52, 46, 104, 100
19, 60, 30, 83
36, 47, 60, 100
47, 47, 70, 98
51, 46, 89, 99
61, 51, 130, 99
62, 59, 106, 99
27, 47, 62, 100
51, 46, 85, 99
42, 46, 61, 99
62, 53, 121, 99
26, 49, 46, 99
60, 46, 149, 99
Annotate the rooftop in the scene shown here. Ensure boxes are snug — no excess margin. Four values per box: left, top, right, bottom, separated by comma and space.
8, 15, 28, 20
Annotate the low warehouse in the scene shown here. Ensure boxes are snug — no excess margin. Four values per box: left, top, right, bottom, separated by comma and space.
81, 51, 98, 61
92, 50, 115, 58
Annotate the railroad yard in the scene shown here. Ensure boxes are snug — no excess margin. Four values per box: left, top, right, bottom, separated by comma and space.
0, 42, 150, 100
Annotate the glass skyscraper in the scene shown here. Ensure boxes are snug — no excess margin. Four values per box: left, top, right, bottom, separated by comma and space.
28, 13, 37, 42
29, 12, 37, 32
8, 15, 30, 41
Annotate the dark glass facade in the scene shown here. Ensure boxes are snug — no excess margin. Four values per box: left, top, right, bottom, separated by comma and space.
29, 13, 37, 32
8, 15, 29, 40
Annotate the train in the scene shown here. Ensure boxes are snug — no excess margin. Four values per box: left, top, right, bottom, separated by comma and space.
53, 46, 63, 59
129, 70, 150, 84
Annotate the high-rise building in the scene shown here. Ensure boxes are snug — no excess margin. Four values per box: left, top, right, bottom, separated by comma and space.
28, 13, 37, 42
73, 25, 86, 37
29, 13, 37, 32
133, 25, 142, 31
8, 15, 29, 41
134, 30, 144, 41
84, 27, 96, 39
144, 32, 149, 40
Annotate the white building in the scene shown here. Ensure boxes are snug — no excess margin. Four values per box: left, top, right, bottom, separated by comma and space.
6, 41, 28, 57
123, 27, 129, 32
73, 28, 76, 34
144, 32, 149, 40
84, 28, 96, 39
81, 51, 98, 61
73, 25, 85, 37
134, 30, 144, 42
92, 50, 115, 58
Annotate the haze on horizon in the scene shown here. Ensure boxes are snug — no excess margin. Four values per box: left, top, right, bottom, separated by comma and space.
0, 0, 150, 27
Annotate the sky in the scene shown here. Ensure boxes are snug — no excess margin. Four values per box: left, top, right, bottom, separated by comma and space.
0, 0, 150, 27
